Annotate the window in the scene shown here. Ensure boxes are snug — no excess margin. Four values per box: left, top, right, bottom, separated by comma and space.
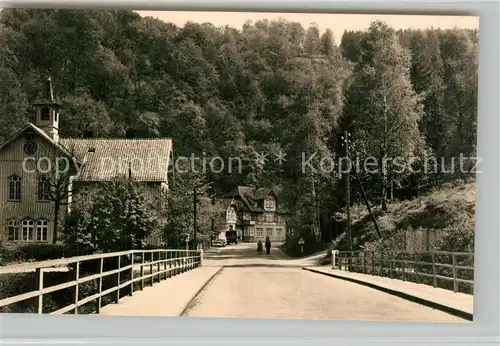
276, 228, 283, 238
243, 213, 251, 221
36, 220, 49, 242
227, 208, 237, 222
6, 220, 20, 241
37, 176, 51, 201
264, 199, 275, 210
256, 228, 263, 237
257, 214, 263, 222
265, 213, 273, 222
22, 219, 35, 241
9, 175, 21, 201
266, 228, 273, 237
41, 107, 50, 121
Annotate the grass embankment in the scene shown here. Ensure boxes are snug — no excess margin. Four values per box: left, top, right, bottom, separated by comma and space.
319, 179, 476, 265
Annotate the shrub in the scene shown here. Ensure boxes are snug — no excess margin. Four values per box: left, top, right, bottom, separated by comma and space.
11, 244, 66, 262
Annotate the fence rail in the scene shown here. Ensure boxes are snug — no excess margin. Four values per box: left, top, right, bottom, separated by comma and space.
0, 249, 203, 314
334, 250, 474, 295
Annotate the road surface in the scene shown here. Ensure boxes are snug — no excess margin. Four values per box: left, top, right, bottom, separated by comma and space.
183, 243, 465, 322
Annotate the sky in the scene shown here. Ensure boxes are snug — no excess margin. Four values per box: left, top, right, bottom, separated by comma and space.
136, 11, 478, 42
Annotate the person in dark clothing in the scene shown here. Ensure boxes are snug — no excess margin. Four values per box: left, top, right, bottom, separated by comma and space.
257, 240, 263, 253
265, 236, 271, 255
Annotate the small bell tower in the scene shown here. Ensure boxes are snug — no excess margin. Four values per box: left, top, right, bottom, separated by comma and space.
33, 77, 61, 142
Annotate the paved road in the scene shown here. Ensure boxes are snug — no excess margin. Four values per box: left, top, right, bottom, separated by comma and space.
204, 242, 326, 267
184, 243, 465, 322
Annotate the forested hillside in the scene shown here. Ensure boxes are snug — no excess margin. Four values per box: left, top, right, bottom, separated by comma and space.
0, 9, 478, 247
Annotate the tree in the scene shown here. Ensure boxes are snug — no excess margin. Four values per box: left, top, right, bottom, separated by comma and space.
61, 176, 161, 253
343, 21, 425, 211
162, 159, 216, 249
409, 30, 448, 182
0, 23, 29, 143
32, 154, 80, 244
304, 23, 320, 55
320, 29, 335, 57
59, 92, 114, 138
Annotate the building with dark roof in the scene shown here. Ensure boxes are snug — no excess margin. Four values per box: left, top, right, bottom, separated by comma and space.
0, 78, 172, 245
218, 186, 291, 243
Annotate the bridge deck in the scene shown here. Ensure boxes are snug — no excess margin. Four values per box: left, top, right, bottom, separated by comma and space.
304, 267, 473, 318
95, 244, 472, 321
99, 266, 221, 316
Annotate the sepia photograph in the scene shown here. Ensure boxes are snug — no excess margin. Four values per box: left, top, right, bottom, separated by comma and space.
0, 8, 477, 323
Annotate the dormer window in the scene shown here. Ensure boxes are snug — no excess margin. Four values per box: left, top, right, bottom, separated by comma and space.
264, 199, 275, 211
226, 207, 237, 222
41, 107, 50, 121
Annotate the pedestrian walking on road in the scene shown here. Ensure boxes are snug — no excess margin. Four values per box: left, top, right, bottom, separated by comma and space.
257, 240, 263, 253
265, 236, 271, 255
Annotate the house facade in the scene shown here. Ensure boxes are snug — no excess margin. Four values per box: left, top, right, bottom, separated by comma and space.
0, 78, 173, 245
221, 186, 290, 242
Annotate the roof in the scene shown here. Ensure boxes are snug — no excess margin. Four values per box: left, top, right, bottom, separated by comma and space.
0, 122, 79, 164
0, 121, 172, 183
59, 138, 172, 182
225, 186, 287, 213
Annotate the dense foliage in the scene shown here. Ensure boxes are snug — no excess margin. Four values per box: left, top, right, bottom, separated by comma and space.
61, 177, 162, 253
0, 9, 478, 247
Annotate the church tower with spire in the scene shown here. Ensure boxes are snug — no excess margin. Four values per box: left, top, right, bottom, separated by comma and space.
33, 77, 61, 142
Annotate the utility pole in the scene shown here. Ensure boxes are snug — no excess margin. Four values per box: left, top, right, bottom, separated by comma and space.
342, 131, 352, 253
193, 186, 197, 250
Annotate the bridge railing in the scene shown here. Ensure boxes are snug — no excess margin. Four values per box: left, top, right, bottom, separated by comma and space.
0, 249, 203, 314
334, 250, 474, 295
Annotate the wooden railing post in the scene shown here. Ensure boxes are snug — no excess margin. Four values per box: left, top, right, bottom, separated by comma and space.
116, 255, 121, 304
371, 251, 375, 275
378, 252, 384, 276
130, 252, 134, 296
156, 251, 161, 282
363, 251, 367, 274
165, 250, 170, 279
140, 252, 145, 290
452, 253, 458, 292
402, 252, 406, 281
74, 261, 80, 314
150, 252, 154, 285
177, 250, 181, 274
167, 250, 171, 278
97, 257, 104, 313
390, 252, 394, 278
35, 268, 43, 314
414, 253, 418, 283
160, 251, 165, 280
432, 252, 437, 287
